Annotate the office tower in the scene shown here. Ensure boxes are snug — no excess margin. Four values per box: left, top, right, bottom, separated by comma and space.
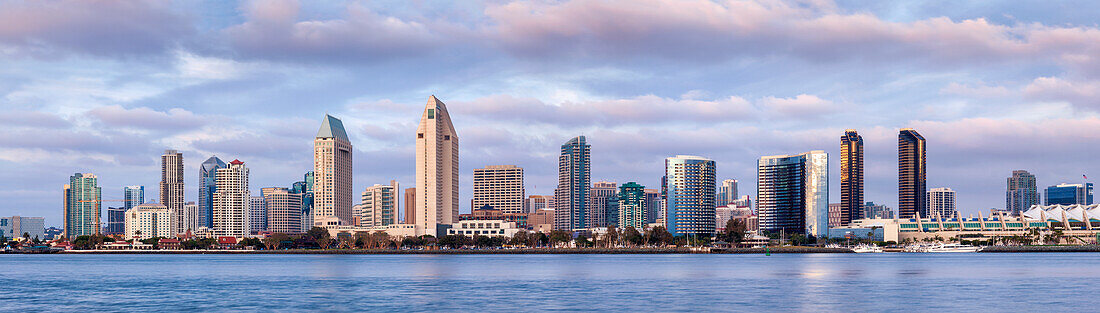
618, 182, 647, 229
554, 136, 590, 231
1, 216, 45, 240
403, 187, 415, 224
182, 202, 199, 233
862, 202, 894, 219
665, 155, 717, 236
263, 187, 304, 234
898, 128, 927, 218
161, 150, 184, 234
1006, 170, 1039, 215
730, 195, 753, 209
715, 206, 753, 232
314, 114, 354, 228
472, 165, 525, 214
64, 173, 101, 239
358, 181, 399, 227
249, 196, 266, 233
291, 171, 314, 230
123, 186, 144, 211
644, 189, 661, 223
827, 203, 842, 228
106, 207, 125, 235
757, 151, 829, 238
1045, 183, 1094, 205
415, 96, 460, 235
199, 156, 226, 228
840, 129, 864, 225
717, 179, 738, 207
213, 160, 249, 237
125, 203, 173, 240
927, 187, 957, 218
588, 181, 618, 227
526, 195, 553, 213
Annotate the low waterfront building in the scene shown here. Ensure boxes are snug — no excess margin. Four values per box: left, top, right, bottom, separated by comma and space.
326, 224, 422, 239
447, 220, 522, 237
832, 204, 1100, 243
458, 206, 529, 228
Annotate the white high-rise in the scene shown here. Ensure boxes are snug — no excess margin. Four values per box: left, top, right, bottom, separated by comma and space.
213, 160, 250, 237
182, 202, 200, 233
588, 181, 618, 227
472, 165, 524, 214
249, 195, 266, 233
262, 187, 304, 234
126, 203, 173, 240
161, 150, 184, 236
357, 180, 399, 227
416, 95, 459, 235
717, 179, 738, 207
313, 114, 354, 228
928, 187, 957, 218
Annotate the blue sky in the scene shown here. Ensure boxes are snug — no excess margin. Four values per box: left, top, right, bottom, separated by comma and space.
3, 0, 1100, 226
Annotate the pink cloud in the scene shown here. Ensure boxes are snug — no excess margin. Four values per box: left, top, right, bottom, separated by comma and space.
1023, 77, 1100, 109
0, 0, 191, 57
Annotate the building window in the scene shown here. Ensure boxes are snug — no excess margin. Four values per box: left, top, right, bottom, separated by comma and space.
428, 109, 435, 119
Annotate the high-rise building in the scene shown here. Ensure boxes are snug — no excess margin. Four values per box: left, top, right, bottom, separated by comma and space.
125, 203, 173, 240
182, 202, 199, 233
64, 173, 101, 239
757, 151, 829, 238
525, 195, 553, 213
665, 155, 717, 236
840, 129, 864, 226
123, 186, 144, 211
249, 195, 267, 233
554, 136, 590, 231
403, 187, 415, 224
618, 182, 647, 229
589, 181, 619, 227
927, 187, 957, 218
160, 150, 184, 235
106, 207, 125, 235
1045, 183, 1094, 205
472, 165, 525, 214
291, 171, 314, 231
862, 202, 894, 219
715, 206, 754, 232
898, 128, 927, 219
1, 216, 45, 240
199, 156, 226, 229
644, 189, 661, 223
314, 114, 354, 228
415, 96, 460, 235
717, 179, 738, 207
263, 187, 303, 234
358, 181, 399, 227
213, 160, 249, 237
1006, 170, 1039, 215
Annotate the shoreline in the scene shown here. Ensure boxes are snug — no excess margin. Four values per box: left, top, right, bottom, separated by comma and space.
43, 247, 851, 255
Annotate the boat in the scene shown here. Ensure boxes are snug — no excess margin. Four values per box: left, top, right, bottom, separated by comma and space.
924, 243, 982, 253
850, 244, 883, 253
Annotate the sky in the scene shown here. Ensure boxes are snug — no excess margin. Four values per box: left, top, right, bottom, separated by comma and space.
3, 0, 1100, 226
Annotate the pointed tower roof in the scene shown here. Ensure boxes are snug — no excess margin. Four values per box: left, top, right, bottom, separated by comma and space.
229, 159, 244, 165
316, 114, 350, 141
424, 95, 457, 137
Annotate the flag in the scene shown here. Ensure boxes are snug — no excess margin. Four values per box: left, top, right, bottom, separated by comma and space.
1085, 174, 1089, 180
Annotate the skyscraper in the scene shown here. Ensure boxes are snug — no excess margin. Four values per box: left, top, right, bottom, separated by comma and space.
262, 187, 303, 234
717, 179, 738, 207
213, 160, 249, 237
314, 115, 354, 228
358, 181, 399, 227
161, 150, 184, 235
898, 128, 927, 219
840, 129, 864, 225
665, 155, 717, 237
415, 96, 459, 235
644, 189, 661, 223
927, 187, 957, 218
182, 202, 199, 233
589, 181, 619, 227
618, 182, 647, 230
1045, 183, 1094, 205
757, 151, 829, 238
199, 156, 226, 229
123, 186, 144, 211
291, 171, 314, 230
403, 187, 415, 224
106, 207, 125, 235
554, 136, 590, 231
64, 173, 101, 239
1006, 170, 1039, 215
249, 195, 266, 233
472, 165, 525, 214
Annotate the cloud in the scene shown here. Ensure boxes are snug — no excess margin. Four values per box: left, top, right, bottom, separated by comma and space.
758, 94, 835, 117
940, 82, 1013, 98
1023, 77, 1100, 110
0, 0, 192, 57
86, 105, 209, 131
454, 94, 753, 126
0, 111, 70, 128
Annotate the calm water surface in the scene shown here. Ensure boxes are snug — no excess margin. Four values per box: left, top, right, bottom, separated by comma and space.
0, 253, 1095, 311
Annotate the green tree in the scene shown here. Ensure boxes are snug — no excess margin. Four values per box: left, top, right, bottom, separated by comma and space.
238, 238, 264, 249
647, 226, 674, 246
601, 227, 620, 248
722, 219, 746, 245
548, 230, 572, 247
574, 234, 591, 248
439, 234, 470, 249
263, 233, 290, 250
622, 226, 643, 246
510, 231, 530, 247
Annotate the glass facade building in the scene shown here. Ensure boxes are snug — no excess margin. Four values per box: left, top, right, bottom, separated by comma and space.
618, 182, 647, 230
757, 151, 829, 238
1006, 170, 1039, 215
898, 128, 927, 219
64, 173, 101, 239
665, 155, 717, 236
840, 129, 864, 226
199, 156, 226, 228
554, 136, 590, 231
123, 186, 144, 211
1045, 183, 1093, 206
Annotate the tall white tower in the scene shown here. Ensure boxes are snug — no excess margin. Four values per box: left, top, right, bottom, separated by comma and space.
313, 114, 354, 228
213, 159, 250, 237
415, 95, 459, 236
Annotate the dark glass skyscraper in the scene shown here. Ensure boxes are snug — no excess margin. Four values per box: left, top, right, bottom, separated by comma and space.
199, 156, 226, 228
554, 136, 590, 231
840, 129, 863, 225
757, 151, 829, 237
1045, 183, 1093, 205
898, 128, 926, 219
1006, 170, 1039, 215
665, 155, 717, 236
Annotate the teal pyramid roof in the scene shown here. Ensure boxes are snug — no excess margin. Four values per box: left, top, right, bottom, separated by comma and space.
316, 114, 350, 141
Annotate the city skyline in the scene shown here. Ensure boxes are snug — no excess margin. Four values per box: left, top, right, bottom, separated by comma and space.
5, 1, 1100, 225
